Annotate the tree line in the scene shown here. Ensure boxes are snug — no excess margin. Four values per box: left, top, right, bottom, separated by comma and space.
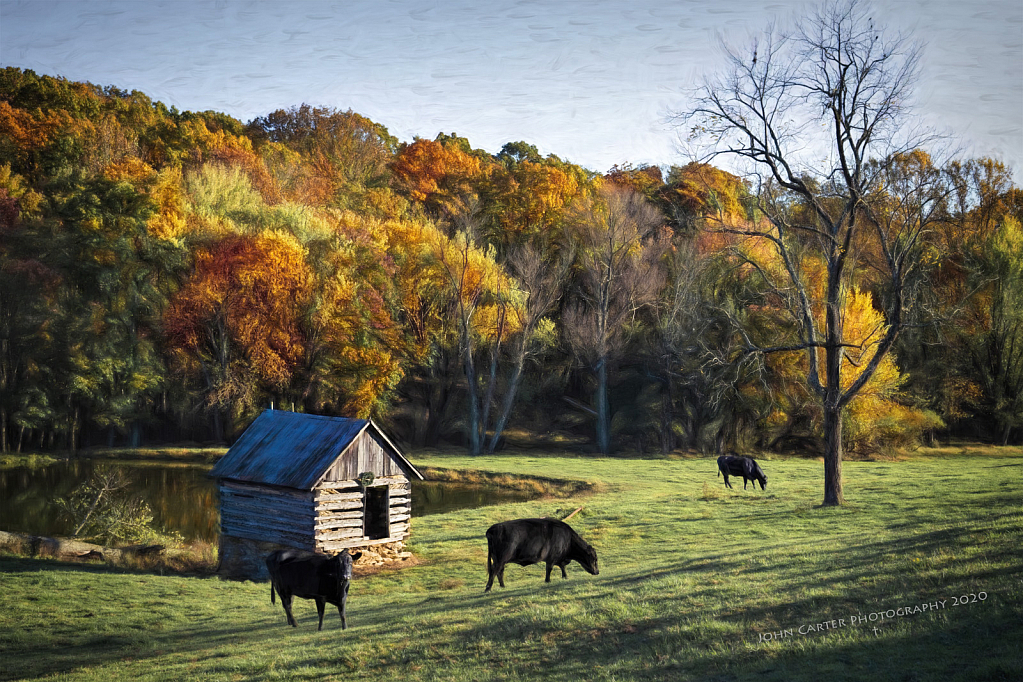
1, 8, 1020, 486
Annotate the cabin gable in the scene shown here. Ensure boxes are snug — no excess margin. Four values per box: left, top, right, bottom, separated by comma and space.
318, 429, 408, 485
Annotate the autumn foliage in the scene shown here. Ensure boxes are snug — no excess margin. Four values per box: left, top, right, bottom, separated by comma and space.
0, 66, 1020, 457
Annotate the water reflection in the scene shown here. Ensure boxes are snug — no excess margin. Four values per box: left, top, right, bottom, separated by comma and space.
0, 460, 532, 542
0, 460, 219, 542
411, 480, 532, 516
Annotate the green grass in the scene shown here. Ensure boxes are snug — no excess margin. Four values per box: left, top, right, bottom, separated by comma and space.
1, 447, 1021, 681
0, 453, 60, 470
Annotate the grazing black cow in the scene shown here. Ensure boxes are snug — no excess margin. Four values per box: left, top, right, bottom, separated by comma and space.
484, 518, 599, 592
266, 548, 362, 630
717, 455, 768, 490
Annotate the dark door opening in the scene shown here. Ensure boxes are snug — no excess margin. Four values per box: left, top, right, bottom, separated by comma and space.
364, 485, 390, 540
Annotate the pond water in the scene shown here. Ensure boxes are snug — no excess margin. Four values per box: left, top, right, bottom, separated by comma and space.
0, 459, 533, 543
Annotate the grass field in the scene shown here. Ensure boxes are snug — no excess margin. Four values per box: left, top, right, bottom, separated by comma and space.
1, 446, 1021, 681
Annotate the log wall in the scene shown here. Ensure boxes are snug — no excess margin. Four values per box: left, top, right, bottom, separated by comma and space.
218, 481, 316, 550
314, 475, 411, 553
217, 474, 413, 571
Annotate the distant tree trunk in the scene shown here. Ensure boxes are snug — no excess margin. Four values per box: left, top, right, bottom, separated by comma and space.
477, 307, 506, 453
70, 406, 80, 453
596, 358, 610, 455
411, 399, 429, 448
487, 350, 525, 454
425, 366, 452, 447
659, 382, 674, 455
463, 323, 482, 456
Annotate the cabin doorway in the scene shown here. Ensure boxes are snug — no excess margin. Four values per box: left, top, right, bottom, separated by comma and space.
363, 485, 390, 540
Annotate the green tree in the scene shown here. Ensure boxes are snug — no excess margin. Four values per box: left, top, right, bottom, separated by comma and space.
46, 173, 178, 448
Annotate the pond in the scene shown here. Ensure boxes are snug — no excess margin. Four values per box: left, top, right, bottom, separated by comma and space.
0, 459, 533, 543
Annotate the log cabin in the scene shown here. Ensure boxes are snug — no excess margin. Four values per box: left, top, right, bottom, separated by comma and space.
209, 409, 424, 579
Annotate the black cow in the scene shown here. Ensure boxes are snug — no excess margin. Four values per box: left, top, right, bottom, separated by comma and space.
484, 518, 599, 592
717, 455, 768, 490
266, 548, 362, 630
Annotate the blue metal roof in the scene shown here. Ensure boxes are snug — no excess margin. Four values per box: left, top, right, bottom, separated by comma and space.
209, 410, 421, 490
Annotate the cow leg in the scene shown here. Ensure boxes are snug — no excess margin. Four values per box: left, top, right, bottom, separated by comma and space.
485, 560, 506, 591
744, 477, 749, 490
723, 474, 732, 489
485, 550, 496, 592
316, 597, 326, 631
281, 593, 297, 627
338, 582, 349, 630
545, 562, 553, 582
560, 564, 568, 579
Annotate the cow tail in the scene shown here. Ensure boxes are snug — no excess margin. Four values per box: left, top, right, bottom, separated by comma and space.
270, 582, 276, 604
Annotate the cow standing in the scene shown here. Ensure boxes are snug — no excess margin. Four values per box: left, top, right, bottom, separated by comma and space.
484, 518, 599, 592
717, 455, 768, 490
266, 548, 362, 630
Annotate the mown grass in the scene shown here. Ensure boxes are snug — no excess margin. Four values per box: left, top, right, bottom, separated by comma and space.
1, 446, 1021, 681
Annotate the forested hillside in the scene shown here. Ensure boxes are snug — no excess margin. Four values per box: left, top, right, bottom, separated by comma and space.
1, 66, 1020, 455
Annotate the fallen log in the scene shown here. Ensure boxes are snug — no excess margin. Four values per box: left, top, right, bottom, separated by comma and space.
561, 506, 584, 522
0, 530, 164, 562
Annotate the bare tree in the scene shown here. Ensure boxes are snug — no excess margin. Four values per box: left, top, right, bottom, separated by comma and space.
434, 195, 526, 455
436, 196, 489, 455
486, 243, 571, 453
676, 0, 941, 504
565, 185, 667, 454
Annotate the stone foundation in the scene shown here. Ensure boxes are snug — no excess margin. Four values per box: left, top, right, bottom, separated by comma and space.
217, 536, 296, 580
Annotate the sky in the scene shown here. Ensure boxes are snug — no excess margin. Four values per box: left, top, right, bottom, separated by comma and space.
1, 0, 1021, 179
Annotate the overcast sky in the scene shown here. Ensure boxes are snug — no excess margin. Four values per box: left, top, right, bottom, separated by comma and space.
2, 0, 1020, 179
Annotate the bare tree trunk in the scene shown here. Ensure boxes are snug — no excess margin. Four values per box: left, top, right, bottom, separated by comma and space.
823, 405, 844, 505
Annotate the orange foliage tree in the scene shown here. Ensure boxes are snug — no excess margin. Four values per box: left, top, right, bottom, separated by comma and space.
299, 210, 406, 419
164, 231, 311, 438
389, 137, 492, 218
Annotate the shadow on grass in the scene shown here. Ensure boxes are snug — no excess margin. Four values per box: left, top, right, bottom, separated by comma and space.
0, 558, 408, 681
0, 554, 180, 578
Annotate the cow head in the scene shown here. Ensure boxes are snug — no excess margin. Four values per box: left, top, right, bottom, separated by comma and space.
336, 548, 362, 581
756, 468, 768, 490
579, 543, 599, 576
